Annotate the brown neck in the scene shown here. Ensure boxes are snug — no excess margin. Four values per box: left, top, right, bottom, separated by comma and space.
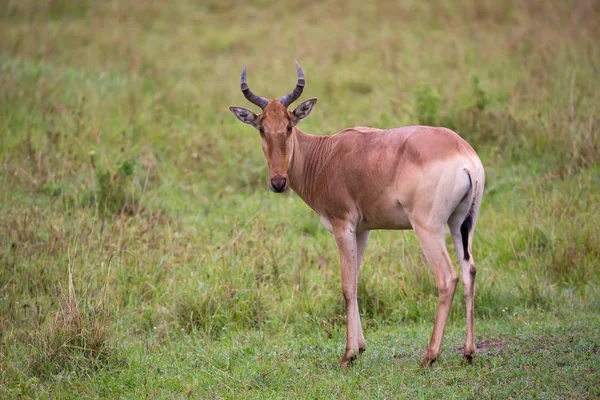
287, 128, 333, 207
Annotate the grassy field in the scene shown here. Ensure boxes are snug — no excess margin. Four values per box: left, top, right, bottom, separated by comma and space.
1, 0, 599, 398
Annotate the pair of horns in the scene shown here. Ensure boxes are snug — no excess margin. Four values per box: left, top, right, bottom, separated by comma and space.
240, 61, 305, 109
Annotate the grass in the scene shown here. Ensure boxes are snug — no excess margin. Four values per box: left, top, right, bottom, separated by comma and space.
8, 311, 599, 398
1, 0, 599, 398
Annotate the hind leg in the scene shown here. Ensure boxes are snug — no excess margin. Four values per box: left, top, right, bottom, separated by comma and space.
449, 215, 477, 362
413, 223, 459, 367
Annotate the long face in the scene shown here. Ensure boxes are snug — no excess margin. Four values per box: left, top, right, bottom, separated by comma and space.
257, 101, 295, 192
229, 63, 317, 193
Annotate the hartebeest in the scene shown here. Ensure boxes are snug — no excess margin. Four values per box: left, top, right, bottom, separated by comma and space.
229, 62, 485, 367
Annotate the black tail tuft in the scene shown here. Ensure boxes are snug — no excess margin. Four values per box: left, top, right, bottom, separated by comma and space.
460, 213, 473, 261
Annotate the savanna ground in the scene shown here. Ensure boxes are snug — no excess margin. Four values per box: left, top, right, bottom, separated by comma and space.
1, 0, 599, 398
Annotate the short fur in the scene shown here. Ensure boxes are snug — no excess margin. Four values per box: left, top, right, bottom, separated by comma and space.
229, 65, 485, 367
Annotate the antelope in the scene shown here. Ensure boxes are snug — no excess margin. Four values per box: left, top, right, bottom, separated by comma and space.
229, 62, 485, 367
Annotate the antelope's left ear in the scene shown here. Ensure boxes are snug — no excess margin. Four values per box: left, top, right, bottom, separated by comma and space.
291, 98, 318, 125
229, 106, 259, 128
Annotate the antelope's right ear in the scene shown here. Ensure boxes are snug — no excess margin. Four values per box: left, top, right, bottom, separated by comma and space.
229, 106, 259, 128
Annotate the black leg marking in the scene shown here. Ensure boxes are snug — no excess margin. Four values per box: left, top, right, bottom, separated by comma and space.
460, 213, 473, 261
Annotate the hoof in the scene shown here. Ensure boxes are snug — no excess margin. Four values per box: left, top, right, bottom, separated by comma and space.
422, 356, 436, 368
340, 350, 357, 367
422, 347, 439, 367
463, 352, 474, 364
359, 346, 366, 355
464, 343, 476, 364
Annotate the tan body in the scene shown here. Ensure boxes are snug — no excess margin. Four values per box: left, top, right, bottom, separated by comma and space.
289, 125, 481, 232
230, 64, 485, 367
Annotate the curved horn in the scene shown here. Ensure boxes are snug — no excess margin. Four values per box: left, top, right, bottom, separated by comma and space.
241, 66, 268, 109
279, 61, 305, 107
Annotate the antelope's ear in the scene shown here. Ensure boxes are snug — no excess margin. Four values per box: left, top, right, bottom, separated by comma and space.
229, 106, 259, 128
291, 98, 317, 125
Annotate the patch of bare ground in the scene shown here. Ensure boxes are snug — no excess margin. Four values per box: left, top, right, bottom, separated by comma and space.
445, 339, 508, 358
452, 335, 590, 358
393, 339, 508, 359
475, 339, 508, 356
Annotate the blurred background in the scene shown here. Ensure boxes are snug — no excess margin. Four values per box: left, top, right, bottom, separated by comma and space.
1, 0, 599, 397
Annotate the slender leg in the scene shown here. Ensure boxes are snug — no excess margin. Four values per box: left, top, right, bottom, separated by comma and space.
414, 225, 459, 367
333, 225, 360, 366
450, 219, 477, 362
355, 231, 370, 353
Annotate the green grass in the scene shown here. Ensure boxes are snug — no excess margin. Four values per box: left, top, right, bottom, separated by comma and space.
1, 0, 599, 398
7, 311, 600, 398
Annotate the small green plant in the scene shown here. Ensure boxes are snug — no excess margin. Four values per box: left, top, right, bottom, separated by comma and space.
471, 75, 489, 112
41, 182, 63, 198
413, 83, 441, 126
90, 149, 139, 215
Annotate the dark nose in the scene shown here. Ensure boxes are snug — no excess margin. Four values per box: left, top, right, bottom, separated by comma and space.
270, 175, 287, 193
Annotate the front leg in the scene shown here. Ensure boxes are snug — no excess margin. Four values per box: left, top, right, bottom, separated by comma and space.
333, 224, 362, 367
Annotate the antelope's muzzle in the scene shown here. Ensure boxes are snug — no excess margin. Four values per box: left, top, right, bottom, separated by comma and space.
270, 175, 287, 193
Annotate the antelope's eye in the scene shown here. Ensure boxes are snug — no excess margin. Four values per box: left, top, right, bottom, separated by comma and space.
259, 127, 265, 135
286, 125, 292, 133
